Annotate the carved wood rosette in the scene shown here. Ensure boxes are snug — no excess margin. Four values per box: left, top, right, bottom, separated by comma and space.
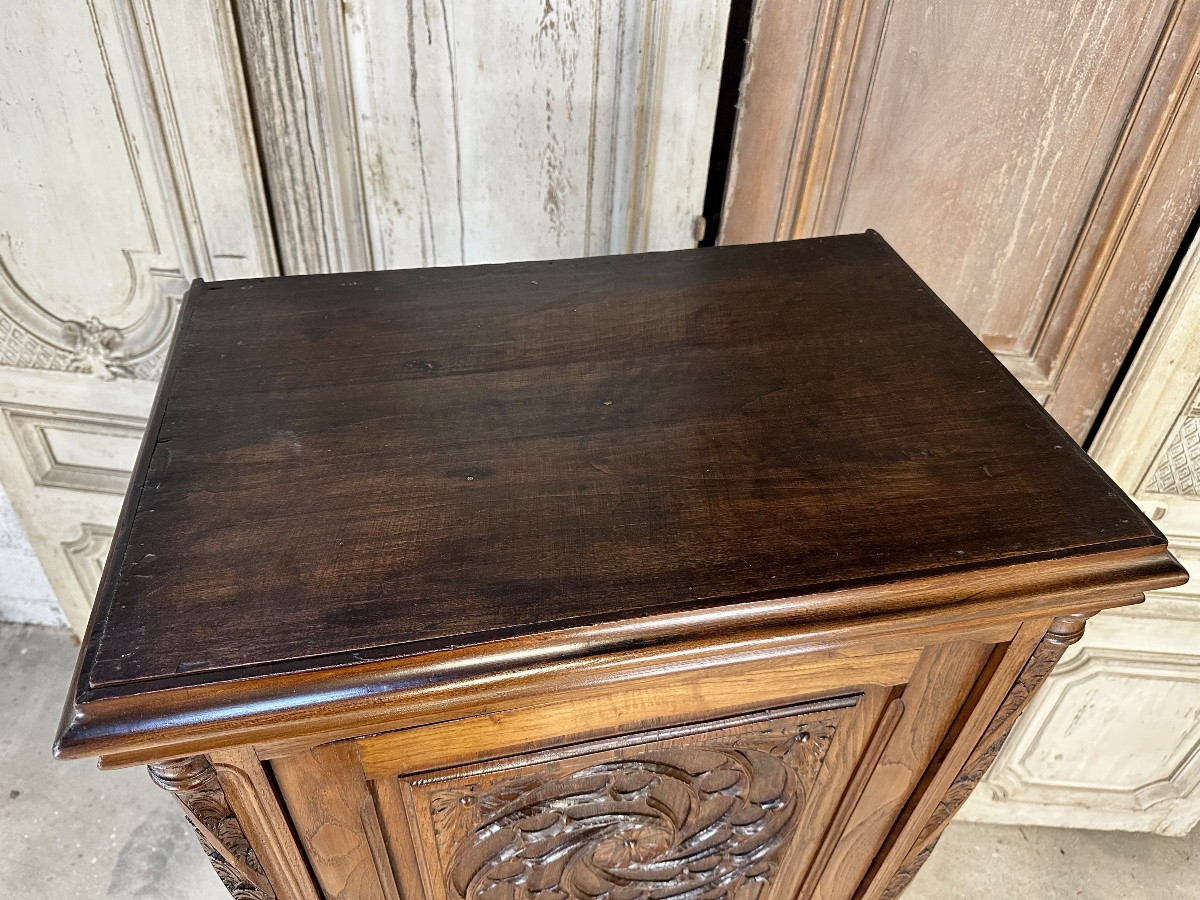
878, 615, 1090, 899
148, 756, 276, 900
420, 711, 845, 900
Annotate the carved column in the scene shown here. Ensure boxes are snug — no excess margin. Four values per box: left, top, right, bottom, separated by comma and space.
148, 756, 277, 900
879, 614, 1090, 898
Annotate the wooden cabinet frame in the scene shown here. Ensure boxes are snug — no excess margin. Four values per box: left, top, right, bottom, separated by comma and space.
139, 600, 1166, 900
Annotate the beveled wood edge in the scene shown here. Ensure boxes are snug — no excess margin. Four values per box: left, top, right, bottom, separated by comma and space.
53, 543, 1184, 768
88, 536, 1163, 696
52, 278, 200, 760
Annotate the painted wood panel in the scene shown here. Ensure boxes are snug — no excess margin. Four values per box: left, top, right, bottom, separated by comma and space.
961, 226, 1200, 836
722, 0, 1200, 440
0, 0, 276, 629
0, 485, 60, 626
237, 0, 730, 273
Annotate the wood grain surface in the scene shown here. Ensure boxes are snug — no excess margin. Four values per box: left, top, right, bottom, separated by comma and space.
805, 640, 996, 900
272, 741, 400, 900
76, 234, 1166, 693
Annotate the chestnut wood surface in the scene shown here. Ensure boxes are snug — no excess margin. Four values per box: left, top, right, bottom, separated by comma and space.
55, 232, 1186, 770
71, 234, 1163, 689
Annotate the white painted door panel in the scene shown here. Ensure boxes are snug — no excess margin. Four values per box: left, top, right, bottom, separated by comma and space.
961, 230, 1200, 836
1, 0, 730, 629
0, 370, 157, 632
0, 0, 276, 631
0, 485, 59, 627
238, 0, 730, 272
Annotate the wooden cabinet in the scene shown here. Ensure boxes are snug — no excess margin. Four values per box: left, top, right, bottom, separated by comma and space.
55, 236, 1185, 899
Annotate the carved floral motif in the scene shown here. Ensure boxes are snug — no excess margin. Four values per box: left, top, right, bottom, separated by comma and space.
429, 719, 839, 900
63, 317, 134, 380
147, 756, 275, 900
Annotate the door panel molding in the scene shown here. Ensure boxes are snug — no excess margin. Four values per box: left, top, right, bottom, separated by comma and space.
0, 369, 156, 632
236, 0, 730, 273
234, 0, 372, 275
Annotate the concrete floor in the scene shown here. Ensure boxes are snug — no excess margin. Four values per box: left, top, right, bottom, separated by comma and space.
2, 621, 1197, 899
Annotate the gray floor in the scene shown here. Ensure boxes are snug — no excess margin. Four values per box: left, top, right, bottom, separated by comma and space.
2, 621, 1197, 899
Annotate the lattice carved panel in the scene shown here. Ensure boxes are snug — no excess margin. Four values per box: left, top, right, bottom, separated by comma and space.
1144, 411, 1200, 497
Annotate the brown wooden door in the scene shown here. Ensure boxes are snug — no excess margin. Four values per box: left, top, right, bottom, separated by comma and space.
719, 0, 1200, 441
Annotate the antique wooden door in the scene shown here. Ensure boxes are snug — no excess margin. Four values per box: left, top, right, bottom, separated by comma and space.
721, 0, 1200, 442
0, 0, 277, 631
232, 0, 730, 274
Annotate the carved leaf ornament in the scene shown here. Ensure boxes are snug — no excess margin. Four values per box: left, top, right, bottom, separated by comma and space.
438, 724, 836, 900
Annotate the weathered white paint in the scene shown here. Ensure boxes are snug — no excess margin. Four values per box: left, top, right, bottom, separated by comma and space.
0, 369, 157, 632
0, 0, 276, 630
961, 228, 1200, 836
245, 0, 730, 271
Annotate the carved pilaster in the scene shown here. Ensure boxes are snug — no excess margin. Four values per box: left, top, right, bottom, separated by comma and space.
148, 756, 276, 900
879, 614, 1091, 899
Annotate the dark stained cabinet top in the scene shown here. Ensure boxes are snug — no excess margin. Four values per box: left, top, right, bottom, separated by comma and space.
66, 233, 1174, 720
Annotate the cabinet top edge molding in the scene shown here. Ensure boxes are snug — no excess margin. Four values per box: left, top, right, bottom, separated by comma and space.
57, 233, 1183, 760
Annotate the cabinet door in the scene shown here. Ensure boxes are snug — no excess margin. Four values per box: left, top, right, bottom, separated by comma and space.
272, 688, 915, 900
721, 0, 1200, 441
268, 634, 1061, 898
387, 699, 866, 900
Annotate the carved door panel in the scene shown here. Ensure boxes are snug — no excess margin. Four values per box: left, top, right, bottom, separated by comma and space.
233, 0, 731, 275
958, 228, 1200, 836
720, 0, 1200, 441
373, 697, 873, 900
0, 0, 277, 630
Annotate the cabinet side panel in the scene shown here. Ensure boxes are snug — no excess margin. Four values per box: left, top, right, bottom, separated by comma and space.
807, 640, 996, 900
271, 741, 399, 900
877, 617, 1085, 898
209, 747, 323, 900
